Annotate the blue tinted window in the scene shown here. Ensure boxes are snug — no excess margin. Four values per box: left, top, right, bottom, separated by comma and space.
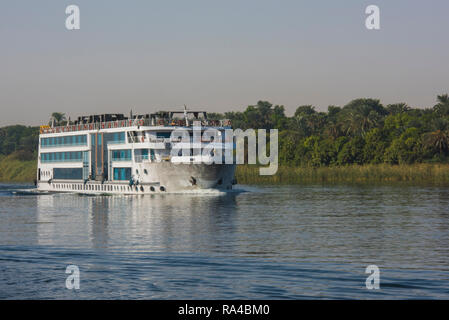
41, 151, 84, 163
113, 168, 131, 181
157, 132, 171, 138
112, 149, 131, 161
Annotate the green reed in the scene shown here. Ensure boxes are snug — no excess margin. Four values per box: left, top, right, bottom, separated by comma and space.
236, 164, 449, 185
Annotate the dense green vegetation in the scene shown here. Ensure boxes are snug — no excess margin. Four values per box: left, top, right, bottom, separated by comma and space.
0, 125, 39, 182
0, 125, 39, 160
1, 95, 449, 183
213, 94, 449, 166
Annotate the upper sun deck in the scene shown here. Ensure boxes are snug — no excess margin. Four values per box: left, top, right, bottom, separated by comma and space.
40, 111, 232, 135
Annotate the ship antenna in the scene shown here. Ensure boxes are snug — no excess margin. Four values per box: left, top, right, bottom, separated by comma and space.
184, 104, 189, 126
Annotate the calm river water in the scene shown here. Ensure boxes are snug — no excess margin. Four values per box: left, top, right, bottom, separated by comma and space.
1, 183, 449, 299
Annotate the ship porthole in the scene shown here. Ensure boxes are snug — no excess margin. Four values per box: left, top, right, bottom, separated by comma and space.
160, 186, 166, 192
140, 186, 144, 192
150, 186, 155, 192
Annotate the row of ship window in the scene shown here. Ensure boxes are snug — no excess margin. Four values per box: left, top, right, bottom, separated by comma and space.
40, 150, 133, 163
51, 183, 165, 192
40, 148, 210, 163
41, 133, 127, 148
40, 167, 147, 181
41, 151, 84, 163
41, 135, 87, 147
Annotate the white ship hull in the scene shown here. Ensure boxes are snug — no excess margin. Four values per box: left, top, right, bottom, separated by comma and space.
37, 163, 236, 195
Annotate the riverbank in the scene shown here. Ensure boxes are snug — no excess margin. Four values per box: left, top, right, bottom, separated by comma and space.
236, 164, 449, 185
0, 156, 36, 183
2, 158, 449, 184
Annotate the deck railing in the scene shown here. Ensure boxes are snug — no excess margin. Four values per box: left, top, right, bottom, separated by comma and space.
40, 119, 232, 135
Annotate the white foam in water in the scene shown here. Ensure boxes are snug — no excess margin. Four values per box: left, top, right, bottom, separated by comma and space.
12, 187, 248, 196
167, 187, 247, 195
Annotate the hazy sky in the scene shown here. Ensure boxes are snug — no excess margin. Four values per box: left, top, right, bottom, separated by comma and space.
1, 0, 448, 126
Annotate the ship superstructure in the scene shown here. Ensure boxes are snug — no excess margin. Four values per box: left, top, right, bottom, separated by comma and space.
37, 110, 236, 194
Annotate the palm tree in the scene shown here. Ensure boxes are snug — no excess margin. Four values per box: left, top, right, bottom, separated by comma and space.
433, 94, 449, 116
325, 120, 342, 140
48, 112, 67, 127
387, 103, 410, 115
423, 130, 449, 155
342, 106, 380, 137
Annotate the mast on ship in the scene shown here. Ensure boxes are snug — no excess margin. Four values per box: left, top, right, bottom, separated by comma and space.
184, 105, 189, 127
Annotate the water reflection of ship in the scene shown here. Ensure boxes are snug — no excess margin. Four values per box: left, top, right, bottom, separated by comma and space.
37, 193, 239, 251
90, 197, 109, 249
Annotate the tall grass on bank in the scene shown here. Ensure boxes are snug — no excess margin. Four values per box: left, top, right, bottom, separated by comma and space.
0, 156, 36, 183
1, 158, 449, 184
236, 164, 449, 185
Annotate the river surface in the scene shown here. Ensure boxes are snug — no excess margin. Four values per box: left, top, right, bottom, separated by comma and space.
1, 183, 449, 299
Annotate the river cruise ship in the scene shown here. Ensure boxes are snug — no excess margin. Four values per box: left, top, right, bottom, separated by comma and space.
37, 110, 236, 194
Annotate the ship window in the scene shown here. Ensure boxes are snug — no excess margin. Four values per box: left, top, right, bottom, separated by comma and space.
112, 150, 132, 161
156, 132, 171, 139
41, 151, 83, 163
156, 131, 171, 139
41, 135, 87, 147
113, 168, 131, 181
109, 132, 126, 144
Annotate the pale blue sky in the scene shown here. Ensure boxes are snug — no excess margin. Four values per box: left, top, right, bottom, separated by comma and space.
0, 0, 448, 126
